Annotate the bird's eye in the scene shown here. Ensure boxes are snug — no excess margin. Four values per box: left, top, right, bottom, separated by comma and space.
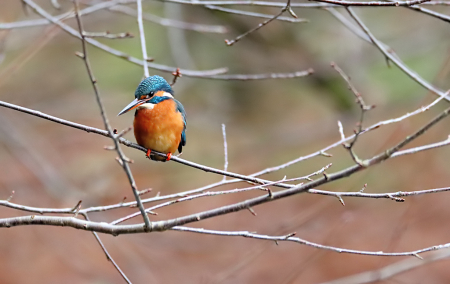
149, 91, 155, 96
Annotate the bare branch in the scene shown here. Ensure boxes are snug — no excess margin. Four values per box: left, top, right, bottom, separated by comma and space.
310, 186, 450, 200
346, 7, 448, 99
2, 215, 450, 258
72, 0, 151, 229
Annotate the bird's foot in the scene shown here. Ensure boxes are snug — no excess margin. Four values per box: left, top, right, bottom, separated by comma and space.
166, 152, 172, 161
146, 149, 151, 158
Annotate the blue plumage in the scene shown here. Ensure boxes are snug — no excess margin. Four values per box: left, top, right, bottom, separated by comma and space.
135, 75, 174, 99
174, 99, 187, 152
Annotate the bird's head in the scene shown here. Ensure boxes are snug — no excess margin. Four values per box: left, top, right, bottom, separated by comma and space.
118, 76, 174, 116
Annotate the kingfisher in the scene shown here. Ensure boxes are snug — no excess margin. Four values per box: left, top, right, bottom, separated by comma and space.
118, 75, 186, 162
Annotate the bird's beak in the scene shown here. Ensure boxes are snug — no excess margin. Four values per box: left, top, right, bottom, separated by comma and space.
118, 98, 145, 116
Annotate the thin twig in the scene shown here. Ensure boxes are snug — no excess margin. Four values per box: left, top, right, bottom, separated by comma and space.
392, 135, 450, 157
312, 0, 431, 6
82, 31, 134, 39
136, 0, 150, 77
331, 62, 374, 165
81, 213, 132, 284
205, 5, 308, 22
4, 182, 450, 218
171, 68, 182, 85
225, 0, 297, 46
222, 124, 229, 181
170, 226, 449, 257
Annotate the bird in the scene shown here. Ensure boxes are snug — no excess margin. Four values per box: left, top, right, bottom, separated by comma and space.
118, 75, 186, 162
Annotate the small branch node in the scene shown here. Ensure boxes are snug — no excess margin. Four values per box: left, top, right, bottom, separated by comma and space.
70, 200, 82, 212
247, 207, 257, 216
117, 125, 133, 138
337, 195, 345, 206
388, 194, 405, 202
75, 51, 85, 58
51, 0, 61, 9
221, 123, 229, 180
284, 232, 296, 239
104, 145, 116, 151
360, 183, 367, 193
171, 68, 182, 86
73, 201, 82, 217
413, 253, 423, 260
337, 120, 346, 141
287, 7, 298, 18
7, 190, 15, 202
116, 157, 124, 166
138, 188, 152, 196
116, 156, 133, 165
320, 151, 333, 157
350, 148, 366, 167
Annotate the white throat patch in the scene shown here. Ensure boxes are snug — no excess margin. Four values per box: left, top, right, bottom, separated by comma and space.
137, 103, 155, 110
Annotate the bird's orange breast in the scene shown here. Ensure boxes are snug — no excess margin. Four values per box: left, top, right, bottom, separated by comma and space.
133, 99, 184, 157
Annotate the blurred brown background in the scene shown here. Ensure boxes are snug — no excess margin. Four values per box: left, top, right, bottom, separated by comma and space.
1, 0, 450, 283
